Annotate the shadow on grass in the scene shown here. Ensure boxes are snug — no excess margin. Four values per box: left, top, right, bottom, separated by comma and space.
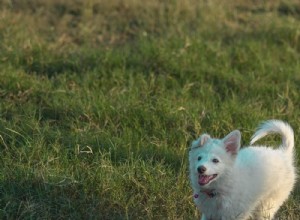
21, 50, 103, 77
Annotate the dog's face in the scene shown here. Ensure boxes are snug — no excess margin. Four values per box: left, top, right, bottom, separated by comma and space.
189, 130, 241, 188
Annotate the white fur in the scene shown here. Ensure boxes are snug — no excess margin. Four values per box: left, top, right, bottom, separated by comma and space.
189, 120, 296, 220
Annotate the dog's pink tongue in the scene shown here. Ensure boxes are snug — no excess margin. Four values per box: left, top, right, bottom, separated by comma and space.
198, 175, 210, 185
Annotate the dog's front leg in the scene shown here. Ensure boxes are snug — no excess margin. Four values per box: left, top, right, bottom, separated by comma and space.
200, 214, 207, 220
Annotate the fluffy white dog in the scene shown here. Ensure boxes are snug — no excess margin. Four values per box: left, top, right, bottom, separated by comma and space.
189, 120, 296, 220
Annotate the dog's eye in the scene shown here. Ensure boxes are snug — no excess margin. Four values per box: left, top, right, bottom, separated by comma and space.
198, 156, 202, 161
212, 158, 219, 163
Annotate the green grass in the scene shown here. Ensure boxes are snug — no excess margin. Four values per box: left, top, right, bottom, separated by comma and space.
0, 0, 300, 219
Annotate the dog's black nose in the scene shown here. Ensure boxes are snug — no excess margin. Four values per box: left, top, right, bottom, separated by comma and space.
197, 166, 206, 174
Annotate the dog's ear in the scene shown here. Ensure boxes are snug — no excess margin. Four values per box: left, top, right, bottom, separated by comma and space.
223, 130, 241, 155
200, 134, 211, 146
191, 134, 211, 149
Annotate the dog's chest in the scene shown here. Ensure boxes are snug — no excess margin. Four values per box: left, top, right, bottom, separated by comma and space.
196, 195, 248, 220
195, 194, 223, 215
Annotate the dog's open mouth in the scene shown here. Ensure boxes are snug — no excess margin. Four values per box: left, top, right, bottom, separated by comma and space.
198, 174, 217, 185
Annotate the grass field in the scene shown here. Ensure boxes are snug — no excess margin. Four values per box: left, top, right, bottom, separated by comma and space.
0, 0, 300, 219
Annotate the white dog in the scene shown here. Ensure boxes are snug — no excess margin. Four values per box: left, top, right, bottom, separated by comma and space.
189, 120, 296, 220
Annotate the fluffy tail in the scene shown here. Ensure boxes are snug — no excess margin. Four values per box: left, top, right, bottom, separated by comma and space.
250, 120, 294, 156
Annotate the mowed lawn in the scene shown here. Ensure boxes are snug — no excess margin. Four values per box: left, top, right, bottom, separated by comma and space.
0, 0, 300, 219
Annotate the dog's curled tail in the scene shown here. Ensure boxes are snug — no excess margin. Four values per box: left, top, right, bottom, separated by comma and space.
250, 120, 294, 156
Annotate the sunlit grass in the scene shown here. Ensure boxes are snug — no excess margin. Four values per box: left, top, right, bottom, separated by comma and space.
0, 0, 300, 219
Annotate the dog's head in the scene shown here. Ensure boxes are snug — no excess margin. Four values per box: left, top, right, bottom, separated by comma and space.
189, 130, 241, 188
